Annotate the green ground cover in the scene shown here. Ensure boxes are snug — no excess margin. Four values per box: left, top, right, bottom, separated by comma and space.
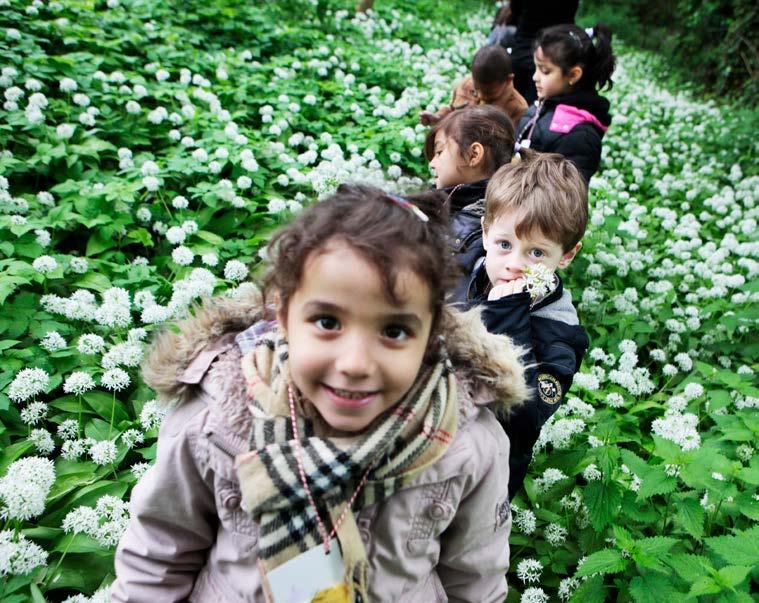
0, 0, 756, 601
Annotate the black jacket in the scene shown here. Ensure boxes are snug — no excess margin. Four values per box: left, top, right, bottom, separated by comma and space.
516, 91, 611, 182
461, 258, 589, 499
443, 180, 489, 295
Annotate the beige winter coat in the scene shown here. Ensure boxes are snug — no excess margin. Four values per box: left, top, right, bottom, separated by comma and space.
111, 291, 527, 602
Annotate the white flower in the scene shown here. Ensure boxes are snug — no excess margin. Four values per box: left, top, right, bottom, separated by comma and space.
33, 255, 58, 274
268, 198, 287, 213
651, 412, 701, 450
605, 392, 625, 408
63, 371, 96, 395
237, 175, 252, 190
36, 191, 55, 206
583, 463, 603, 481
56, 123, 75, 139
171, 246, 194, 266
7, 368, 50, 403
683, 382, 704, 400
172, 195, 189, 209
558, 577, 580, 602
89, 440, 118, 465
101, 368, 130, 391
20, 401, 48, 426
40, 331, 66, 352
77, 334, 106, 355
120, 429, 145, 449
166, 226, 187, 245
140, 160, 159, 176
288, 200, 303, 213
69, 256, 89, 274
140, 399, 166, 430
514, 508, 536, 534
0, 530, 48, 576
130, 462, 151, 480
534, 467, 568, 493
101, 342, 143, 370
57, 420, 79, 440
181, 220, 198, 235
59, 77, 78, 92
29, 429, 55, 454
516, 558, 543, 584
545, 522, 568, 546
125, 100, 141, 114
0, 457, 55, 520
142, 176, 160, 191
201, 253, 218, 266
223, 260, 248, 282
155, 69, 170, 82
62, 506, 99, 535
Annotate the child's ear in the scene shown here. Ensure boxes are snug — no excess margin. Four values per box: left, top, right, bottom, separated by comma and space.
507, 74, 515, 85
558, 242, 582, 268
568, 65, 583, 86
481, 217, 489, 250
468, 142, 485, 168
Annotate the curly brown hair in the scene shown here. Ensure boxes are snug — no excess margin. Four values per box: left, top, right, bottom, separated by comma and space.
263, 184, 459, 338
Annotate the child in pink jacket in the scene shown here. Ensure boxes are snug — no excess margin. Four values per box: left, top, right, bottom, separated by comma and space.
111, 184, 526, 602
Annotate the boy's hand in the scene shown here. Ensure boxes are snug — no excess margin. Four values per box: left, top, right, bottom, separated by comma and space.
419, 111, 441, 126
488, 278, 526, 300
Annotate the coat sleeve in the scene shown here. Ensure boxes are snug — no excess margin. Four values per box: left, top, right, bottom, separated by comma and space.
549, 124, 603, 182
436, 414, 511, 603
111, 398, 218, 602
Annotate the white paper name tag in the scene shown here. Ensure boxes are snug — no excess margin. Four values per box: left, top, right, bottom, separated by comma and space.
266, 538, 346, 603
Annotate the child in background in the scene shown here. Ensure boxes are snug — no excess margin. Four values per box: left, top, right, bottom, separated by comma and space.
516, 23, 616, 182
112, 184, 527, 601
454, 153, 589, 499
486, 3, 517, 50
424, 105, 515, 289
420, 45, 527, 128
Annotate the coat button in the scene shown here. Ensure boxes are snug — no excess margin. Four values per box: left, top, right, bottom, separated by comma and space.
223, 493, 241, 510
428, 502, 449, 521
455, 238, 461, 244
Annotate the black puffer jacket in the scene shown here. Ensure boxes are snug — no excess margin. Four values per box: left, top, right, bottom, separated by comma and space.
516, 90, 611, 182
458, 259, 590, 499
444, 179, 489, 288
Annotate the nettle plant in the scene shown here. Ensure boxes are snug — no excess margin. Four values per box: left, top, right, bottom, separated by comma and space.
0, 0, 757, 601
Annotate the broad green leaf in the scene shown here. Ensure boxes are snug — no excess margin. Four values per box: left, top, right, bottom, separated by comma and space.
575, 549, 627, 577
30, 583, 46, 603
667, 553, 713, 583
673, 496, 704, 540
583, 480, 623, 531
688, 576, 722, 597
0, 440, 35, 475
629, 570, 685, 603
84, 391, 130, 424
715, 566, 752, 588
636, 466, 677, 499
569, 574, 606, 603
73, 272, 112, 293
705, 525, 759, 567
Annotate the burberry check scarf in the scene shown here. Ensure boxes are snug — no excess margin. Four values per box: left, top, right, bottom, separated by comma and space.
235, 328, 458, 599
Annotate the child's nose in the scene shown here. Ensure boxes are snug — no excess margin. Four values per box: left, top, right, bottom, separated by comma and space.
334, 335, 375, 378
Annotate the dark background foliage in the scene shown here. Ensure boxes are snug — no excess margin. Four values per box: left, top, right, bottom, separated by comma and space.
578, 0, 758, 100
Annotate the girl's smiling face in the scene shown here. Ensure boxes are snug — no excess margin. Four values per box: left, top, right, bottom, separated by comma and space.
279, 239, 433, 433
532, 46, 577, 99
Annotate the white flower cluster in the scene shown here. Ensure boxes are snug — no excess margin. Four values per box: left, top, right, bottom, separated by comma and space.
62, 494, 129, 547
0, 530, 48, 576
0, 457, 55, 520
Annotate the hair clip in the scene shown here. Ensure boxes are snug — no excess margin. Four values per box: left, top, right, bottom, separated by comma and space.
584, 27, 595, 39
386, 193, 429, 222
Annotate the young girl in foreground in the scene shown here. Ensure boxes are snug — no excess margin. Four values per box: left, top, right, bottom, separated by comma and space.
425, 105, 515, 287
516, 23, 616, 182
111, 185, 526, 602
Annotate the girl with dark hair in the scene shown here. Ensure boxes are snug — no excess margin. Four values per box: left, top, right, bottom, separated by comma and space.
515, 23, 616, 183
424, 105, 516, 283
112, 184, 527, 602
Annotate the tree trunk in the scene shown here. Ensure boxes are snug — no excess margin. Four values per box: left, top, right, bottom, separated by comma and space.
356, 0, 374, 13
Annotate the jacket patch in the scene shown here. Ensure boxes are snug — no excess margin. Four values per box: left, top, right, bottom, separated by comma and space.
537, 373, 562, 404
495, 497, 510, 530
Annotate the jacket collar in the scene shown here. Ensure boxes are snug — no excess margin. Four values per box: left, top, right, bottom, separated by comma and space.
543, 90, 611, 126
441, 179, 489, 213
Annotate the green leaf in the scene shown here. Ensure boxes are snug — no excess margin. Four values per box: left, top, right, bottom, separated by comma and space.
29, 583, 46, 603
715, 566, 752, 588
673, 496, 704, 540
636, 466, 677, 499
736, 464, 759, 485
569, 574, 606, 603
0, 440, 35, 475
637, 536, 678, 558
688, 577, 721, 597
583, 480, 623, 531
706, 525, 759, 567
667, 553, 713, 583
629, 570, 685, 603
126, 227, 154, 248
73, 272, 112, 293
52, 532, 111, 554
84, 391, 130, 424
575, 549, 628, 577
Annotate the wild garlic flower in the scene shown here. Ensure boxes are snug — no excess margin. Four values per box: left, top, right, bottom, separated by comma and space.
522, 263, 556, 301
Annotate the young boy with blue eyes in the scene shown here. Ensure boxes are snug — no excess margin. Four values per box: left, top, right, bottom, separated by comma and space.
453, 152, 589, 499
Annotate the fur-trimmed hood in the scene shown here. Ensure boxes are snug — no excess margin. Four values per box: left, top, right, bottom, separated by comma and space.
142, 287, 528, 414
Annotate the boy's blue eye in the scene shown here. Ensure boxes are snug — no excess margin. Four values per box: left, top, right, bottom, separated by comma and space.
498, 241, 511, 250
383, 325, 410, 341
531, 249, 545, 258
314, 316, 340, 331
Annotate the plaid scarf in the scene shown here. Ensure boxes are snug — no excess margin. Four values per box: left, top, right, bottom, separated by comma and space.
236, 328, 458, 599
